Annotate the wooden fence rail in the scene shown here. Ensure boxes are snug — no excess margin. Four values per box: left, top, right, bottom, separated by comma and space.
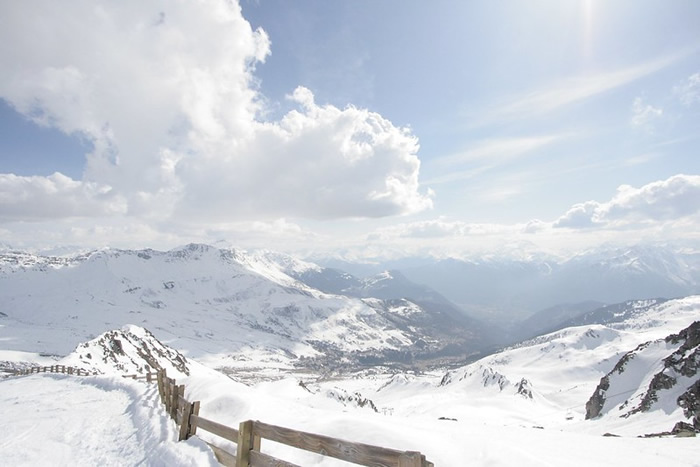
156, 369, 434, 467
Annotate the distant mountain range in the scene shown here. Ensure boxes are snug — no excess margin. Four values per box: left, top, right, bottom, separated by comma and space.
2, 243, 699, 374
0, 244, 493, 374
315, 244, 700, 328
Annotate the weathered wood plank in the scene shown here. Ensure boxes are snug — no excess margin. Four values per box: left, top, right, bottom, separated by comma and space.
249, 450, 301, 467
189, 401, 200, 438
190, 414, 239, 443
398, 452, 422, 467
179, 401, 195, 441
253, 421, 406, 467
171, 384, 184, 420
157, 370, 165, 404
236, 420, 255, 467
163, 377, 171, 412
204, 441, 237, 467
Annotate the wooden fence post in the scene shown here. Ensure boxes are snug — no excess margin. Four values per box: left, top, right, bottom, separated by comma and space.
158, 370, 166, 404
171, 384, 183, 420
157, 370, 164, 403
236, 420, 255, 467
164, 378, 171, 413
189, 401, 200, 438
179, 400, 195, 441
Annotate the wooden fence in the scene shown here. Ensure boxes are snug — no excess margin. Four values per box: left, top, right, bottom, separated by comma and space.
157, 369, 434, 467
10, 366, 433, 466
12, 364, 93, 376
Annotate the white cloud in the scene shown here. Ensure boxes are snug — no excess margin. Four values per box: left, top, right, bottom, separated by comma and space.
630, 97, 663, 130
0, 173, 126, 220
674, 72, 700, 106
554, 174, 700, 229
553, 200, 601, 229
175, 86, 433, 220
0, 1, 431, 223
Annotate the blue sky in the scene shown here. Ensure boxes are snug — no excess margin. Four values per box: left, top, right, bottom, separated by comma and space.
0, 1, 699, 257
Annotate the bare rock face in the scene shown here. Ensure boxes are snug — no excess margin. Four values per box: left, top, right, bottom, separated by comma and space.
515, 378, 534, 399
585, 343, 645, 420
585, 374, 610, 420
585, 321, 700, 431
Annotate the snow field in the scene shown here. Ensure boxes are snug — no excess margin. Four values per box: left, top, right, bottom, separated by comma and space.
0, 373, 217, 466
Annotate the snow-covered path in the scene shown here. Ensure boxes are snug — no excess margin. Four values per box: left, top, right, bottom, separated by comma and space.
0, 374, 217, 466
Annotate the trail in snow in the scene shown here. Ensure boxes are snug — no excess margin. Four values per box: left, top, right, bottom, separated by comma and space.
0, 374, 217, 467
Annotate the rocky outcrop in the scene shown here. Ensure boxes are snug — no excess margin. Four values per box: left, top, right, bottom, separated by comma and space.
64, 325, 190, 377
678, 379, 700, 430
326, 388, 379, 412
515, 378, 533, 399
585, 342, 649, 419
585, 321, 700, 431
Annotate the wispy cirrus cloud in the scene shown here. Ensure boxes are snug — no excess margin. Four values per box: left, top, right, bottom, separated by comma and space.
425, 135, 562, 185
436, 135, 562, 166
478, 50, 690, 124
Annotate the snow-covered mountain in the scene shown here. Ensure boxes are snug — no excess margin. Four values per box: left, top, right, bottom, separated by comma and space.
0, 244, 490, 373
2, 284, 700, 464
374, 295, 700, 437
256, 251, 497, 359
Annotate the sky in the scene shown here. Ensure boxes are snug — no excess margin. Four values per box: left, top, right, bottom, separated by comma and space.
0, 0, 699, 259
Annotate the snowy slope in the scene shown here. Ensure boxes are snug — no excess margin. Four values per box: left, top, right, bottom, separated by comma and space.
260, 251, 496, 358
3, 299, 700, 466
0, 244, 417, 370
356, 296, 700, 437
0, 374, 218, 466
586, 321, 700, 436
0, 244, 494, 373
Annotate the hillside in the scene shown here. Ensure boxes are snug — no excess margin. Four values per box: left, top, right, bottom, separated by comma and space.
0, 244, 489, 375
3, 296, 700, 465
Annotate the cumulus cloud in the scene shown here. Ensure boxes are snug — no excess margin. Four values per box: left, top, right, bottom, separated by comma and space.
176, 86, 432, 220
0, 1, 431, 223
554, 174, 700, 228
